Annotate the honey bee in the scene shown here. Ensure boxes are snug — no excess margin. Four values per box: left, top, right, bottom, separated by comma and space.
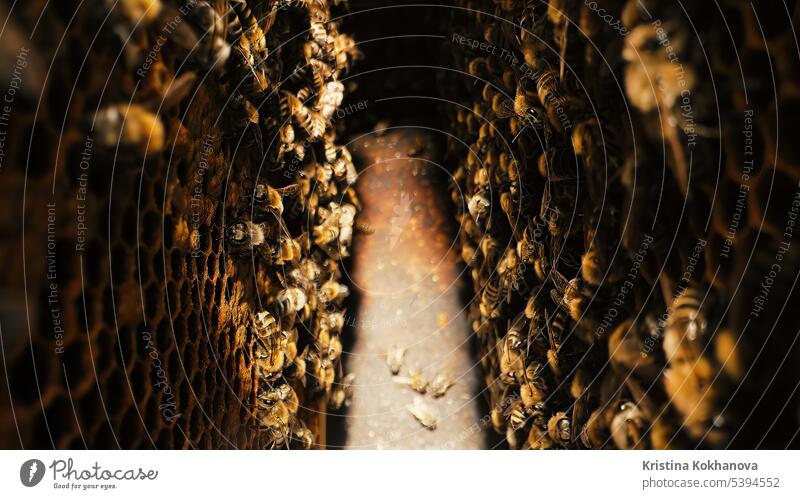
297, 257, 322, 284
257, 424, 291, 449
323, 140, 338, 163
290, 423, 315, 450
285, 345, 309, 384
622, 24, 695, 194
608, 318, 660, 381
309, 21, 329, 46
281, 90, 325, 139
318, 279, 349, 304
226, 4, 243, 42
336, 203, 358, 248
332, 150, 358, 186
509, 82, 543, 133
277, 122, 296, 154
519, 363, 547, 409
272, 382, 300, 415
248, 182, 285, 216
114, 0, 162, 24
254, 388, 291, 445
329, 372, 356, 411
251, 310, 280, 340
480, 234, 502, 270
581, 206, 624, 286
306, 349, 335, 394
479, 277, 502, 319
332, 32, 360, 73
662, 288, 725, 441
623, 22, 693, 112
313, 219, 340, 247
100, 0, 162, 49
580, 407, 608, 449
316, 309, 345, 336
609, 401, 647, 449
93, 104, 165, 157
225, 219, 284, 260
461, 241, 479, 268
318, 81, 344, 121
303, 38, 327, 67
227, 37, 271, 100
229, 0, 266, 54
467, 191, 491, 222
544, 308, 567, 377
325, 333, 342, 361
394, 367, 428, 394
536, 68, 564, 113
548, 269, 590, 324
253, 340, 285, 382
408, 397, 438, 430
547, 411, 571, 447
385, 345, 406, 375
517, 218, 542, 263
499, 313, 527, 384
504, 399, 527, 430
497, 247, 521, 295
527, 424, 554, 450
275, 235, 303, 266
428, 372, 455, 398
499, 190, 527, 240
189, 1, 231, 70
309, 57, 335, 87
222, 92, 262, 149
274, 286, 308, 318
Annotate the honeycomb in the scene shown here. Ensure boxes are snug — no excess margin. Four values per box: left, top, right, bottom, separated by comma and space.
0, 0, 358, 449
440, 0, 800, 448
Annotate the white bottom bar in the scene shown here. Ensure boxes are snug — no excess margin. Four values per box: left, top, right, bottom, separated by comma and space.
1, 450, 798, 498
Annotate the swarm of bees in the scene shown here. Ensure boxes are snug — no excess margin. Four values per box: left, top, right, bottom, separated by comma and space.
213, 0, 360, 449
442, 0, 800, 449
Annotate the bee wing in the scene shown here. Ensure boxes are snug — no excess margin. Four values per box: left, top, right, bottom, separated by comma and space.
525, 316, 538, 358
277, 183, 301, 199
550, 268, 569, 295
440, 375, 455, 391
549, 288, 565, 311
407, 399, 423, 417
408, 398, 436, 427
544, 309, 560, 351
274, 212, 291, 240
539, 182, 552, 219
496, 98, 516, 119
624, 377, 657, 421
144, 71, 198, 111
